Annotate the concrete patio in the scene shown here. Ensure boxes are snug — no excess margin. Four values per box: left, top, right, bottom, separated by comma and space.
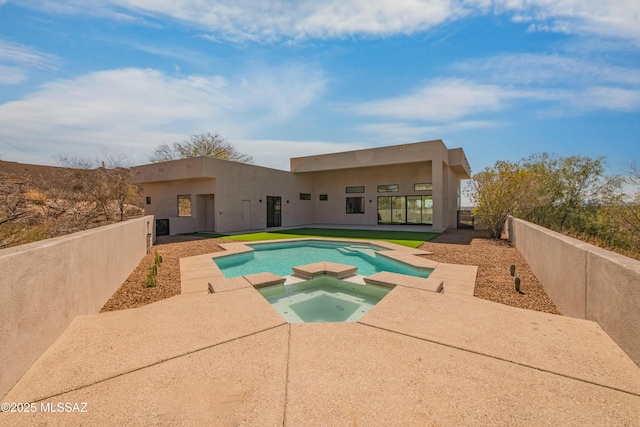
3, 281, 640, 425
2, 237, 640, 426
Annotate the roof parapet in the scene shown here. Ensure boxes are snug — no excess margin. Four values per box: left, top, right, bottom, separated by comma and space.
448, 148, 471, 179
290, 140, 451, 173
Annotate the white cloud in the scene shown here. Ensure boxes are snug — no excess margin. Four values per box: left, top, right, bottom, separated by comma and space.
239, 64, 327, 122
356, 123, 444, 143
0, 40, 59, 85
17, 0, 465, 42
0, 40, 58, 68
575, 86, 640, 111
21, 1, 462, 42
125, 42, 206, 64
0, 66, 326, 165
351, 79, 518, 121
14, 0, 640, 42
0, 65, 26, 85
351, 52, 640, 141
450, 53, 640, 112
355, 121, 502, 144
493, 0, 640, 41
526, 21, 573, 34
451, 53, 640, 87
511, 14, 532, 23
234, 139, 368, 171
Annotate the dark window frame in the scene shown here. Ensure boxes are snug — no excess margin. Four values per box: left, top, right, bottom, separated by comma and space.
346, 197, 365, 214
377, 184, 399, 192
177, 194, 192, 217
346, 186, 365, 193
414, 183, 433, 192
299, 193, 311, 200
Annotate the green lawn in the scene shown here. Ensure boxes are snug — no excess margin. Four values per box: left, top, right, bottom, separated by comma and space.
186, 228, 439, 248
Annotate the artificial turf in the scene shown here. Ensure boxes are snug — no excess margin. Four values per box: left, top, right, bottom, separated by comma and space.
186, 227, 439, 248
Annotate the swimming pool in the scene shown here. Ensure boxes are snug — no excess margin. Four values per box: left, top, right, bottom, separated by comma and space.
213, 240, 431, 279
258, 276, 391, 323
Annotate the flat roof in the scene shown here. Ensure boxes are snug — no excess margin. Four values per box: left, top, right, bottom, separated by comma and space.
290, 140, 471, 178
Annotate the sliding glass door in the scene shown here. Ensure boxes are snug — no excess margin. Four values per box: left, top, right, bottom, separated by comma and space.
407, 196, 421, 224
421, 196, 433, 225
392, 196, 406, 224
377, 196, 392, 224
378, 195, 432, 225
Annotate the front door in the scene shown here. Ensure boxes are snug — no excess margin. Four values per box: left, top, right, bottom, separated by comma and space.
266, 196, 281, 227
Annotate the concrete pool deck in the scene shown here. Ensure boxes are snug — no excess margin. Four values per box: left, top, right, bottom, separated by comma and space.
3, 239, 640, 425
180, 237, 478, 297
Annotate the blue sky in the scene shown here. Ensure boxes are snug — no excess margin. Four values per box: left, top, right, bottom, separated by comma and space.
0, 1, 639, 178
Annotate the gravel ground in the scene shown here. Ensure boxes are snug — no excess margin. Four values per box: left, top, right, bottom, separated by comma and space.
100, 235, 236, 312
419, 228, 560, 315
101, 229, 560, 315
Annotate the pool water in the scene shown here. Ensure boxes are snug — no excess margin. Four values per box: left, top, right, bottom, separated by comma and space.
259, 276, 391, 323
214, 240, 431, 278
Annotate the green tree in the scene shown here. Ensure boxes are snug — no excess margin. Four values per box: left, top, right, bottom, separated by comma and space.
469, 153, 640, 259
466, 160, 542, 238
518, 154, 608, 232
601, 162, 640, 252
149, 133, 253, 164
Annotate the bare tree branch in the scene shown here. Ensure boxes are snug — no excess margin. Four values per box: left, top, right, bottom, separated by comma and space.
149, 133, 253, 164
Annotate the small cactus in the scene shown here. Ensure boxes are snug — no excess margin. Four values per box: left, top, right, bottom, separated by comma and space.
514, 276, 525, 294
510, 264, 516, 276
146, 266, 157, 288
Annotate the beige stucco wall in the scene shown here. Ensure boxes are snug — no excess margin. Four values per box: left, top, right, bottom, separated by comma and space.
134, 140, 470, 234
290, 139, 469, 177
0, 216, 152, 399
508, 217, 640, 366
309, 162, 440, 227
143, 178, 217, 235
447, 147, 472, 178
204, 159, 314, 232
135, 157, 315, 233
445, 165, 461, 228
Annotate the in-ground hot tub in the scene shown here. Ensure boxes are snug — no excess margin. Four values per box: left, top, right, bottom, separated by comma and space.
258, 276, 392, 323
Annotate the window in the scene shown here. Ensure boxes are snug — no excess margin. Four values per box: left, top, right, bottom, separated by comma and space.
146, 196, 151, 205
346, 186, 364, 193
300, 193, 311, 200
377, 184, 399, 192
346, 197, 365, 214
414, 183, 433, 192
177, 195, 192, 217
319, 194, 328, 201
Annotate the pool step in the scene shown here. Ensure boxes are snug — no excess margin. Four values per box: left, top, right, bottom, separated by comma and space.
336, 247, 358, 256
352, 248, 377, 259
364, 272, 443, 293
336, 246, 378, 260
292, 262, 358, 280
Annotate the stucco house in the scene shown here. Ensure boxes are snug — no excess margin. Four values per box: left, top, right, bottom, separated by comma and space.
132, 139, 471, 235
